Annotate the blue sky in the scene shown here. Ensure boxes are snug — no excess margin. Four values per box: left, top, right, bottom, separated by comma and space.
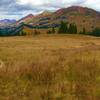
0, 0, 100, 20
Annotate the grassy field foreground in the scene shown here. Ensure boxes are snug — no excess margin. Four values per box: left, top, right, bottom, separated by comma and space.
0, 34, 100, 100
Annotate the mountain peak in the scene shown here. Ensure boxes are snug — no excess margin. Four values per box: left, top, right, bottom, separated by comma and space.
15, 6, 100, 31
0, 19, 16, 26
42, 10, 51, 14
55, 6, 100, 16
16, 14, 34, 24
21, 14, 34, 20
26, 14, 34, 17
36, 10, 52, 18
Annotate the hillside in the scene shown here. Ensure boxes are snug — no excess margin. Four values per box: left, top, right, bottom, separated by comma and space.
16, 14, 34, 24
0, 6, 100, 36
17, 6, 100, 32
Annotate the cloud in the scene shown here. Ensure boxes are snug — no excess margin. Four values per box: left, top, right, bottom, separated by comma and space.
83, 0, 100, 11
0, 0, 100, 19
17, 0, 86, 9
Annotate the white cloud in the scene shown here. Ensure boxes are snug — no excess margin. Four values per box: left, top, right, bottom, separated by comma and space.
17, 0, 86, 11
0, 0, 100, 19
17, 0, 49, 5
17, 0, 84, 6
17, 0, 100, 11
83, 0, 100, 11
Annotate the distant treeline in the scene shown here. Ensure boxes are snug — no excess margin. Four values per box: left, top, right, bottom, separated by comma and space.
0, 21, 100, 37
48, 21, 100, 37
0, 24, 24, 36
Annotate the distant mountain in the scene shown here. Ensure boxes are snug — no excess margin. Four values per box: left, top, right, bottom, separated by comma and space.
48, 6, 100, 31
29, 11, 53, 26
54, 6, 100, 16
16, 11, 52, 26
35, 11, 52, 18
0, 19, 16, 26
16, 14, 34, 24
1, 6, 100, 36
28, 6, 100, 31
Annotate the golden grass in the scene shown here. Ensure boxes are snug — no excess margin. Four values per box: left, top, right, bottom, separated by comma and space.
0, 34, 100, 100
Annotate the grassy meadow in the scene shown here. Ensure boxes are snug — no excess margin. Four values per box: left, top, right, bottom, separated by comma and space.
0, 34, 100, 100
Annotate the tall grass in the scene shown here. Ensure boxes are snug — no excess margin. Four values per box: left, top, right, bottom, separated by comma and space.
0, 49, 100, 100
0, 36, 100, 99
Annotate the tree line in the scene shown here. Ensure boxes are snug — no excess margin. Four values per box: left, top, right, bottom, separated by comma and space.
47, 21, 100, 37
0, 21, 100, 37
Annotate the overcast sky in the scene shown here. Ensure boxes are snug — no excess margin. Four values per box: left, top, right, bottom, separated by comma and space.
0, 0, 100, 20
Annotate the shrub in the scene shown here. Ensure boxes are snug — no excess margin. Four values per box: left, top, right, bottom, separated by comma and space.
34, 30, 40, 35
91, 28, 100, 36
47, 30, 52, 34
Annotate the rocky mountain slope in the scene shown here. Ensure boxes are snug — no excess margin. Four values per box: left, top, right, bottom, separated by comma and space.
0, 6, 100, 36
17, 6, 100, 32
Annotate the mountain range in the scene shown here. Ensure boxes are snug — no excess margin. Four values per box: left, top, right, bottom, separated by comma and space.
0, 6, 100, 35
16, 6, 100, 32
0, 19, 16, 27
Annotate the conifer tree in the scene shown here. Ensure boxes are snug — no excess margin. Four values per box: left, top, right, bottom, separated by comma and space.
74, 24, 77, 34
82, 28, 86, 34
58, 21, 68, 33
52, 27, 55, 33
69, 23, 77, 34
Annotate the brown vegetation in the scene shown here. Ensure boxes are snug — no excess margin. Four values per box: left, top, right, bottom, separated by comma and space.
0, 34, 100, 100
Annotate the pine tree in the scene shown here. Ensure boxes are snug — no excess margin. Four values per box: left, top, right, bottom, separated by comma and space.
68, 24, 72, 33
58, 21, 64, 33
68, 23, 75, 34
52, 27, 55, 33
82, 28, 86, 34
74, 24, 77, 34
58, 21, 68, 33
79, 28, 86, 35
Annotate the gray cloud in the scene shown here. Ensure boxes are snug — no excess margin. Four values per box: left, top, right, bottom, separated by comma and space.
0, 0, 100, 19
